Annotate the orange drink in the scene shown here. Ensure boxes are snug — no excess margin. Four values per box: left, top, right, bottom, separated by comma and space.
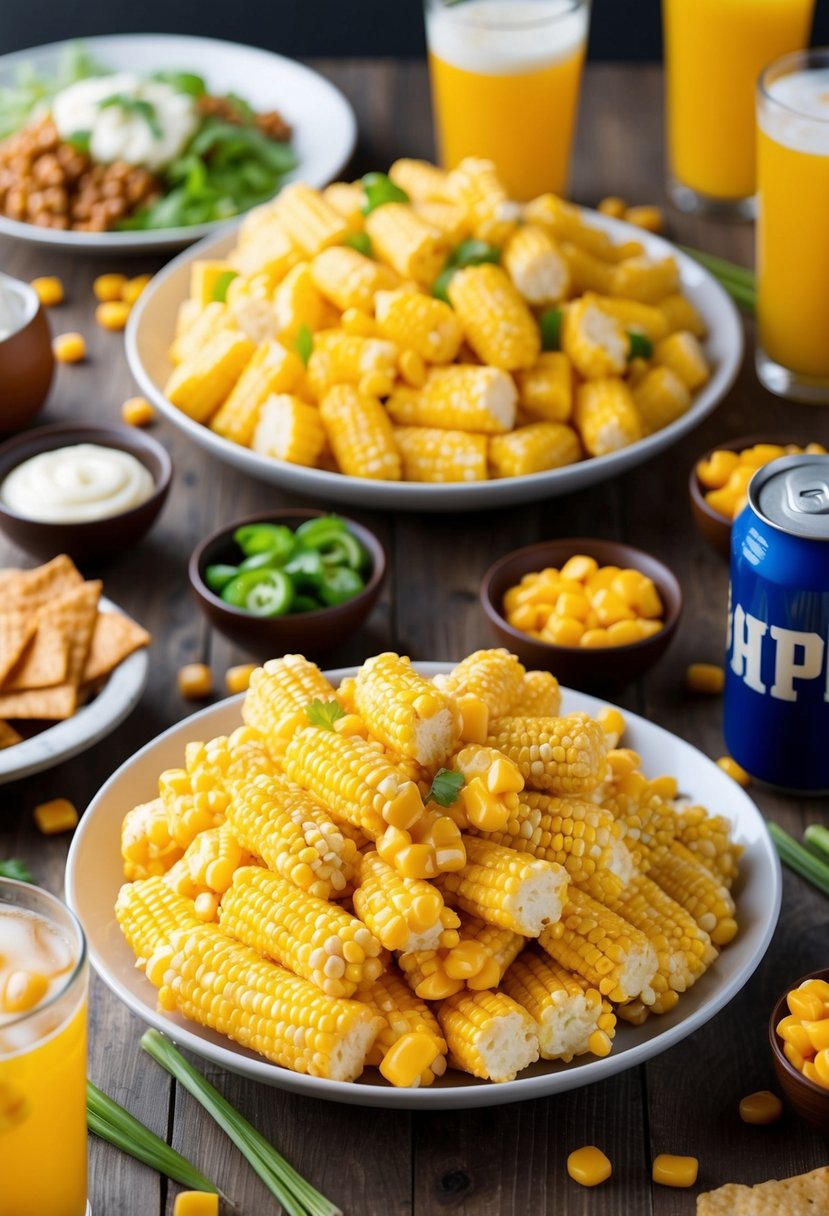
425, 0, 590, 200
662, 0, 814, 217
757, 50, 829, 402
0, 879, 88, 1216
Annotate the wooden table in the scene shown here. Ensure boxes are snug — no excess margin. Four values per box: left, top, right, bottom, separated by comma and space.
1, 60, 828, 1216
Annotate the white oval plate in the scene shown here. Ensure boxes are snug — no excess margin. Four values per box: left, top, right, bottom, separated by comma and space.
0, 598, 149, 785
127, 212, 743, 510
66, 663, 779, 1110
0, 34, 356, 252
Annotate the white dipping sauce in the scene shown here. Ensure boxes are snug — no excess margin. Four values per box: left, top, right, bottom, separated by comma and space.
0, 444, 155, 522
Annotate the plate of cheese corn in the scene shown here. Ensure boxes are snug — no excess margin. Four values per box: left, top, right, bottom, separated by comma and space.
126, 157, 743, 510
66, 650, 779, 1108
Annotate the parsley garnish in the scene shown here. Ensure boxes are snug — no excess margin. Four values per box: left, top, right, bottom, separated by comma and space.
306, 700, 346, 730
0, 859, 34, 883
428, 768, 464, 808
99, 94, 163, 140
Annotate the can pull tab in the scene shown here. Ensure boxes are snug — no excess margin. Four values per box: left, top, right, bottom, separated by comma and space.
787, 476, 829, 515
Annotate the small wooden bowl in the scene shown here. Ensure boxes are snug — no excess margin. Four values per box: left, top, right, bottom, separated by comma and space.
480, 537, 682, 691
769, 968, 829, 1131
189, 508, 386, 660
0, 275, 54, 435
689, 432, 821, 561
0, 423, 172, 565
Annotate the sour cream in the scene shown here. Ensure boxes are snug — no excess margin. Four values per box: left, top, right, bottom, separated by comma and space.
52, 73, 198, 172
0, 444, 155, 523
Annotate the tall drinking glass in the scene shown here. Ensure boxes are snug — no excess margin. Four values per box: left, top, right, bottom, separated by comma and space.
425, 0, 591, 201
0, 879, 89, 1216
757, 50, 829, 403
662, 0, 815, 219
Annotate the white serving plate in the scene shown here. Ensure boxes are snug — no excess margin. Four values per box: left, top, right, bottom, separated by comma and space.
0, 598, 149, 784
0, 34, 356, 252
66, 663, 779, 1110
127, 212, 743, 510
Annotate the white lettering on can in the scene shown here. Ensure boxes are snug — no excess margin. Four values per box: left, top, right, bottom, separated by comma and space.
769, 626, 825, 702
729, 604, 768, 693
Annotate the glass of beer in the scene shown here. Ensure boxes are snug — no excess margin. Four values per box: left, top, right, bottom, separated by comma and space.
0, 878, 89, 1216
757, 49, 829, 403
425, 0, 591, 201
662, 0, 814, 219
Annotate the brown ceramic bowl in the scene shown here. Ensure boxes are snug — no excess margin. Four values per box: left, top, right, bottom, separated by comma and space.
689, 432, 822, 561
769, 968, 829, 1131
0, 275, 54, 435
481, 537, 682, 691
189, 509, 386, 660
0, 423, 172, 565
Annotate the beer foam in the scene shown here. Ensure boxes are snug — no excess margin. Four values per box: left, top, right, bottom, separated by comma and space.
760, 68, 829, 155
427, 0, 588, 76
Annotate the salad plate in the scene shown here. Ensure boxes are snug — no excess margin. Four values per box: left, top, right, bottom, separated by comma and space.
0, 34, 356, 252
66, 664, 780, 1110
127, 210, 743, 510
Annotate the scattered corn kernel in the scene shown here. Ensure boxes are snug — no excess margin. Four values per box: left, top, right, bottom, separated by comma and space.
53, 332, 86, 363
123, 274, 152, 305
33, 798, 78, 835
121, 396, 156, 427
225, 664, 257, 695
597, 196, 627, 219
652, 1154, 698, 1188
567, 1146, 612, 1187
173, 1193, 219, 1216
625, 205, 664, 234
739, 1090, 782, 1125
716, 756, 751, 786
30, 276, 64, 307
93, 273, 128, 302
177, 663, 213, 700
687, 663, 725, 695
95, 301, 131, 332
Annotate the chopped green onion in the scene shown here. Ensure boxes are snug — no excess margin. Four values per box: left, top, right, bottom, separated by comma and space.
142, 1030, 341, 1216
87, 1080, 220, 1195
678, 245, 756, 314
211, 270, 238, 302
627, 331, 653, 359
449, 238, 501, 269
432, 266, 456, 304
769, 822, 829, 899
804, 823, 829, 866
360, 171, 409, 215
343, 231, 373, 257
295, 323, 314, 366
0, 859, 34, 883
539, 307, 564, 351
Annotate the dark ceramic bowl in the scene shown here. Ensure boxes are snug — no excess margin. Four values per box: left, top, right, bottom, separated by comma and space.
189, 509, 386, 659
689, 432, 822, 561
769, 968, 829, 1131
0, 423, 172, 564
0, 275, 54, 435
481, 537, 682, 691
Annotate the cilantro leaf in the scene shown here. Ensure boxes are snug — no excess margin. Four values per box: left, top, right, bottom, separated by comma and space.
0, 859, 34, 883
428, 768, 464, 808
294, 323, 314, 366
99, 93, 163, 140
306, 700, 346, 730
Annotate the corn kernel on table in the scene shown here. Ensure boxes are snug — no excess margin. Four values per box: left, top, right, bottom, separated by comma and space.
1, 60, 828, 1216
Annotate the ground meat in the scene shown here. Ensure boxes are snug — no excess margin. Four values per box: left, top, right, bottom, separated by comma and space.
197, 94, 292, 142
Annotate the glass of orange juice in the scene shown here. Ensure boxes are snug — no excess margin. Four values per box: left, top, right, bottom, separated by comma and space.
757, 49, 829, 403
662, 0, 815, 219
0, 878, 89, 1216
425, 0, 591, 201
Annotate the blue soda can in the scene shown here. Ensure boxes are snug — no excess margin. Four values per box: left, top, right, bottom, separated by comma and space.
724, 454, 829, 792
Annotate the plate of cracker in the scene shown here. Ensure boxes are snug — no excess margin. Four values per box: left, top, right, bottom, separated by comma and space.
0, 555, 150, 783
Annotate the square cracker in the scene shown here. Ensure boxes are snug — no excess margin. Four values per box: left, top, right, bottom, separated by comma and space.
0, 612, 37, 685
0, 719, 22, 749
2, 618, 70, 691
0, 580, 101, 720
697, 1167, 829, 1215
0, 555, 82, 613
82, 611, 151, 684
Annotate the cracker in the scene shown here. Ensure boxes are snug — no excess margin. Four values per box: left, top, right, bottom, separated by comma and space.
2, 618, 70, 690
0, 612, 37, 685
0, 719, 22, 749
0, 555, 82, 613
82, 611, 151, 684
697, 1167, 829, 1215
0, 580, 101, 720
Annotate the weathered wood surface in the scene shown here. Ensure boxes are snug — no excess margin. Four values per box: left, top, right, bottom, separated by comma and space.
1, 60, 827, 1216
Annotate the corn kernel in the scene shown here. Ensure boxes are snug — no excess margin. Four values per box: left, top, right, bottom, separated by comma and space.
123, 274, 152, 305
93, 273, 127, 302
53, 332, 86, 363
560, 554, 598, 582
30, 276, 64, 307
687, 663, 725, 694
173, 1193, 219, 1216
697, 449, 740, 489
586, 565, 620, 592
716, 756, 751, 786
606, 620, 646, 646
597, 706, 625, 741
95, 301, 131, 331
225, 664, 257, 695
398, 348, 427, 388
567, 1146, 612, 1187
580, 628, 611, 648
33, 798, 78, 835
380, 1030, 442, 1087
788, 986, 826, 1021
193, 892, 219, 922
633, 579, 663, 619
739, 1090, 782, 1125
802, 1019, 829, 1053
597, 196, 627, 219
801, 978, 829, 1003
177, 663, 213, 700
625, 205, 664, 234
652, 1154, 698, 1188
121, 396, 156, 427
543, 615, 585, 647
814, 1048, 829, 1087
783, 1040, 805, 1071
556, 591, 591, 620
776, 1015, 814, 1056
592, 588, 635, 627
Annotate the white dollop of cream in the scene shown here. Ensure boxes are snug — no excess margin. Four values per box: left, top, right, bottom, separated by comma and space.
52, 73, 198, 172
0, 443, 155, 523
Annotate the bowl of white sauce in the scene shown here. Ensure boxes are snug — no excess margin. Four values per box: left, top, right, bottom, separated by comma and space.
0, 274, 55, 435
0, 423, 172, 564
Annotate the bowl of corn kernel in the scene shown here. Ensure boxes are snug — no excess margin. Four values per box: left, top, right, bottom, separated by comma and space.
769, 968, 829, 1131
481, 538, 682, 689
689, 435, 828, 560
